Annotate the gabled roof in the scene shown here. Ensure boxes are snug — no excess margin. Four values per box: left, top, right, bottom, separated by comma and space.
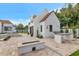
0, 20, 12, 24
32, 15, 37, 19
40, 11, 54, 22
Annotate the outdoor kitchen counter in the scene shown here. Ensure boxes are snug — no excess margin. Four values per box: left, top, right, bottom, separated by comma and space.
54, 33, 73, 43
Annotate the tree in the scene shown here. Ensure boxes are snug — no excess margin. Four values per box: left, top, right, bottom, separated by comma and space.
24, 25, 28, 33
74, 3, 79, 28
56, 3, 79, 29
16, 23, 24, 32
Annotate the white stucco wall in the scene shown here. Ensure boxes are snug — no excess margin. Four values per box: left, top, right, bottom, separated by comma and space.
0, 22, 2, 33
45, 12, 60, 32
0, 24, 16, 33
28, 10, 60, 38
39, 21, 45, 37
4, 24, 16, 33
55, 34, 63, 43
40, 12, 60, 38
75, 29, 79, 38
28, 9, 49, 37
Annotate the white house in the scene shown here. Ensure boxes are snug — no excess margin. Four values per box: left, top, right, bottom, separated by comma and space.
28, 9, 60, 38
0, 20, 16, 33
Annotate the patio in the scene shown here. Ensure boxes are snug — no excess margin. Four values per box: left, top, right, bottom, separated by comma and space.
0, 34, 79, 56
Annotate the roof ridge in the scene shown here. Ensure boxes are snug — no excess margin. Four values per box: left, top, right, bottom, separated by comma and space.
40, 11, 54, 22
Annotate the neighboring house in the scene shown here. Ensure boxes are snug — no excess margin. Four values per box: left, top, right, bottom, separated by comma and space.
0, 20, 16, 33
28, 9, 60, 38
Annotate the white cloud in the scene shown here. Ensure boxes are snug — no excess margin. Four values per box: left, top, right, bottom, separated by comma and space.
3, 18, 26, 26
57, 8, 62, 13
10, 18, 30, 26
0, 18, 30, 26
26, 19, 30, 25
53, 8, 62, 13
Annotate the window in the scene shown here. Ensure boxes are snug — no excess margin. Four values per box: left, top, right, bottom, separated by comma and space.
4, 27, 12, 31
49, 25, 52, 32
40, 25, 42, 32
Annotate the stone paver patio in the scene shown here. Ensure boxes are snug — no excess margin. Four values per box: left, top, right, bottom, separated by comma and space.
0, 34, 79, 56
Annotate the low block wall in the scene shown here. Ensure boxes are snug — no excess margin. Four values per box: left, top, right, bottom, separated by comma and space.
55, 33, 73, 43
18, 42, 45, 55
55, 34, 62, 43
61, 29, 79, 38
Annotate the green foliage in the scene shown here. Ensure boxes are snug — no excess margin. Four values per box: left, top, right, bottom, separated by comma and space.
16, 23, 24, 30
70, 50, 79, 56
73, 29, 76, 38
24, 25, 28, 33
60, 29, 63, 33
65, 29, 69, 33
56, 3, 79, 29
37, 34, 43, 38
39, 35, 43, 38
16, 23, 28, 33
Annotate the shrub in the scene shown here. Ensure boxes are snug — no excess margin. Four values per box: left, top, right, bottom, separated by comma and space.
65, 29, 69, 33
27, 32, 29, 35
73, 29, 76, 38
37, 34, 43, 39
39, 35, 43, 38
60, 29, 63, 33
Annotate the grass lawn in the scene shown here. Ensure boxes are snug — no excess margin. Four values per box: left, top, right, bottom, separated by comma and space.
70, 50, 79, 56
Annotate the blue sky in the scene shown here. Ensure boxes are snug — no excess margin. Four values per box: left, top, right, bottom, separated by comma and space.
0, 3, 65, 25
